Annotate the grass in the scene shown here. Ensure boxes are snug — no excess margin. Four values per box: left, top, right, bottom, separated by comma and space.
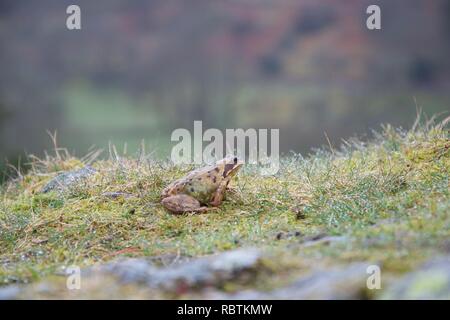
0, 115, 449, 296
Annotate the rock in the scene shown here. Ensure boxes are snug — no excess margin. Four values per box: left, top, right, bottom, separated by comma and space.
210, 263, 369, 300
101, 258, 158, 284
41, 166, 96, 193
302, 236, 347, 247
0, 285, 21, 300
101, 191, 134, 199
381, 256, 450, 299
275, 231, 302, 240
98, 248, 263, 291
268, 263, 368, 299
147, 254, 192, 267
301, 233, 328, 242
286, 232, 347, 247
9, 249, 262, 299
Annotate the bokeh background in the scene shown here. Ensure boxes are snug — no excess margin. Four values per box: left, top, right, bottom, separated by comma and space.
1, 0, 449, 178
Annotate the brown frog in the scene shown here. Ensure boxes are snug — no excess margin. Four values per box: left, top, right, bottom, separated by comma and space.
161, 156, 243, 214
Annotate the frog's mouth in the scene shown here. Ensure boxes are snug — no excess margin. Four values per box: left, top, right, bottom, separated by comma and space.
231, 163, 244, 176
223, 159, 244, 177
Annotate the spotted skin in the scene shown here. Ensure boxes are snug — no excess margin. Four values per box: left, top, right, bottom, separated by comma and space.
161, 156, 243, 213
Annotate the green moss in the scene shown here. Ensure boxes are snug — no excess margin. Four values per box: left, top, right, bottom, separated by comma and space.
0, 117, 449, 294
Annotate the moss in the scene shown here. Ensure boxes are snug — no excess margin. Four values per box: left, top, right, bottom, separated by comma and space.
0, 117, 449, 296
407, 272, 448, 298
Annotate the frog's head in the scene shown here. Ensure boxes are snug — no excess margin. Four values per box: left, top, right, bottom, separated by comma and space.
216, 156, 244, 178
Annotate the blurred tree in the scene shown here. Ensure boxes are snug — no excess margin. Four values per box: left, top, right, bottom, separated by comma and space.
294, 5, 336, 35
0, 0, 449, 173
409, 57, 436, 86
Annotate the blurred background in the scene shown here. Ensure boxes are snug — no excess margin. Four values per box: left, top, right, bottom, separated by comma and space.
1, 0, 449, 178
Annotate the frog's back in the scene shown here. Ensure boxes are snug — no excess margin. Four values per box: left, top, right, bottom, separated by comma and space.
181, 165, 222, 203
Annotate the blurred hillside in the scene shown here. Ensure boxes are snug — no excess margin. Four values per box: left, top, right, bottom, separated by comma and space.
1, 0, 449, 174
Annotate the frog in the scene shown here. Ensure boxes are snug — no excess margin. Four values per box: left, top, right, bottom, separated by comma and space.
161, 156, 243, 214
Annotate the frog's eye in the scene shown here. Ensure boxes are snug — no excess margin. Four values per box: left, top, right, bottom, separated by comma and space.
233, 157, 238, 164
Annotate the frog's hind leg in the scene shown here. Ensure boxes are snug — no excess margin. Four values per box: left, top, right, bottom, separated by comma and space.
161, 194, 214, 214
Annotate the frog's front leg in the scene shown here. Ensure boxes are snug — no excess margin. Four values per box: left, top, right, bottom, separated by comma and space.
210, 179, 230, 207
161, 194, 211, 214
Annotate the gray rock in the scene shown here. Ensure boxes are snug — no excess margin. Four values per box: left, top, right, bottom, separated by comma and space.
146, 254, 191, 267
101, 191, 134, 199
268, 263, 368, 299
41, 166, 96, 193
0, 285, 21, 300
381, 256, 450, 300
301, 233, 328, 242
99, 248, 263, 291
275, 230, 302, 240
101, 258, 157, 284
302, 236, 347, 247
210, 263, 369, 300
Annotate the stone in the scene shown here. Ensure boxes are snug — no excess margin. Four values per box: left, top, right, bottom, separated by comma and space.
267, 263, 368, 299
99, 248, 263, 291
101, 191, 134, 199
275, 231, 302, 240
101, 258, 158, 284
209, 263, 369, 300
146, 254, 191, 267
381, 256, 450, 300
0, 285, 21, 300
41, 166, 96, 193
301, 236, 347, 247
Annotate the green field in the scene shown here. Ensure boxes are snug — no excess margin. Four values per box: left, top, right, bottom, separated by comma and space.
0, 116, 449, 298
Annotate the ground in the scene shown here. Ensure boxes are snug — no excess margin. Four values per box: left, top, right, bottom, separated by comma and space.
0, 116, 449, 299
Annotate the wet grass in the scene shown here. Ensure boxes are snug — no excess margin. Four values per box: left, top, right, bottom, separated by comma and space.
0, 116, 449, 291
